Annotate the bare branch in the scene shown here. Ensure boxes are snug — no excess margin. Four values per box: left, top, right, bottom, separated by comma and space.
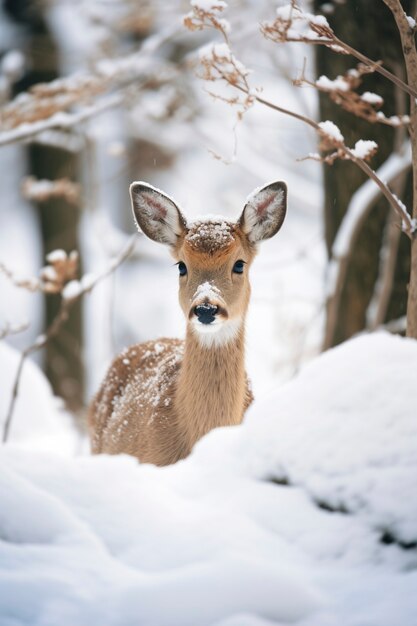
0, 321, 29, 341
0, 262, 40, 292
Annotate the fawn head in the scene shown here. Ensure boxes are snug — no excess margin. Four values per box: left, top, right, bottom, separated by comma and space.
130, 181, 287, 347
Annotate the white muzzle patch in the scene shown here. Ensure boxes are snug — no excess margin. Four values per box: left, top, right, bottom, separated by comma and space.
191, 317, 242, 348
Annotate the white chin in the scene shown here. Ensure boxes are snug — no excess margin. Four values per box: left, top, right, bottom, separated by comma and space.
191, 318, 242, 347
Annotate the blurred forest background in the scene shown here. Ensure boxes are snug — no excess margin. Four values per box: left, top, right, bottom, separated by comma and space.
0, 0, 412, 432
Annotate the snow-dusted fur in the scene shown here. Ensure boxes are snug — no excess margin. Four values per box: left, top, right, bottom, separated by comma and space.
89, 181, 287, 466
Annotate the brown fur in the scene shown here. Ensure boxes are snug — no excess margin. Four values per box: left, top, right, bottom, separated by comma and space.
89, 330, 253, 466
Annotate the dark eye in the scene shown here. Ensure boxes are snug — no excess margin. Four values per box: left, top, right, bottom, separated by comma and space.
178, 261, 187, 276
233, 260, 245, 274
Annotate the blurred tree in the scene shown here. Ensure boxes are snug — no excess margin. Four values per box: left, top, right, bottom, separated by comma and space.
4, 0, 84, 410
314, 0, 412, 348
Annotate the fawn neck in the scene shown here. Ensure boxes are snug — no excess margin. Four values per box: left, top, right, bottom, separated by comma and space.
174, 322, 247, 448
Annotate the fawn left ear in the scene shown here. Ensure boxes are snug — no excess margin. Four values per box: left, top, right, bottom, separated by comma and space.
239, 181, 287, 243
130, 182, 186, 246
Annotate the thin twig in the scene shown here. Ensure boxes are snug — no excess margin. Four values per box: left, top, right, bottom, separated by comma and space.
332, 35, 417, 101
0, 321, 29, 340
2, 236, 136, 443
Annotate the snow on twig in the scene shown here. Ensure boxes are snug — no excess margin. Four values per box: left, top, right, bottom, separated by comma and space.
0, 321, 29, 341
2, 236, 136, 443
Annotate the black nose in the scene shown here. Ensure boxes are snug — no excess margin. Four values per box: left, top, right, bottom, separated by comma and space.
194, 304, 218, 325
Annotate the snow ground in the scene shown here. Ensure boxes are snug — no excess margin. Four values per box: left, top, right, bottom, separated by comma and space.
1, 331, 417, 626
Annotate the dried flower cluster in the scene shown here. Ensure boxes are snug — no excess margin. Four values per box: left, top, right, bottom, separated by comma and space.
1, 249, 79, 295
40, 250, 79, 294
184, 1, 230, 39
261, 3, 346, 53
197, 43, 254, 115
184, 3, 254, 117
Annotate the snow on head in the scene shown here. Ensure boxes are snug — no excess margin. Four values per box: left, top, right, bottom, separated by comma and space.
185, 216, 235, 253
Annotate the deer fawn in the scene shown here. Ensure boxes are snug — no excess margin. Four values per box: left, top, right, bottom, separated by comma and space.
89, 181, 287, 466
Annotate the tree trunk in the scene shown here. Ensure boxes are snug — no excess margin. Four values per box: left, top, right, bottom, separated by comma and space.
6, 0, 84, 409
314, 0, 412, 347
381, 0, 417, 340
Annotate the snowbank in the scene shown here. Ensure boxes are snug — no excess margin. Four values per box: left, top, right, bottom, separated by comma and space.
1, 332, 417, 625
0, 342, 79, 454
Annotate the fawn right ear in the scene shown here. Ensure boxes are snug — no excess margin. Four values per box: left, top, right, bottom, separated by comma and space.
130, 182, 186, 246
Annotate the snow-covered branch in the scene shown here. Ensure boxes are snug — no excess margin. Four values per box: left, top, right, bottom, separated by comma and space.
0, 93, 123, 147
0, 21, 180, 147
186, 16, 415, 238
261, 3, 417, 100
297, 65, 410, 127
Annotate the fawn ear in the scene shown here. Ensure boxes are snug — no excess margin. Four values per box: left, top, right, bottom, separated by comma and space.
130, 182, 186, 246
239, 181, 287, 244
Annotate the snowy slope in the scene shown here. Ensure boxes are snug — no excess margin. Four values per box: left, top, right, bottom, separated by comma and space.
1, 331, 417, 626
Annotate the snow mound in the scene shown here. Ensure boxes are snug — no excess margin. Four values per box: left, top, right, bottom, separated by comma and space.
0, 342, 79, 454
1, 332, 417, 625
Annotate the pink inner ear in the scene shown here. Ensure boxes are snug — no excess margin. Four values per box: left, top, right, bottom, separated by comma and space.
254, 193, 275, 218
145, 192, 167, 220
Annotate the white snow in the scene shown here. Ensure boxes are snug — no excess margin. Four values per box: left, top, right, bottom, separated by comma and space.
275, 5, 331, 42
361, 91, 384, 105
1, 49, 25, 80
316, 75, 349, 91
198, 42, 250, 78
318, 120, 344, 143
193, 280, 222, 301
62, 279, 83, 300
191, 0, 227, 10
0, 342, 77, 453
1, 333, 417, 625
45, 248, 67, 263
406, 15, 416, 29
350, 139, 378, 159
